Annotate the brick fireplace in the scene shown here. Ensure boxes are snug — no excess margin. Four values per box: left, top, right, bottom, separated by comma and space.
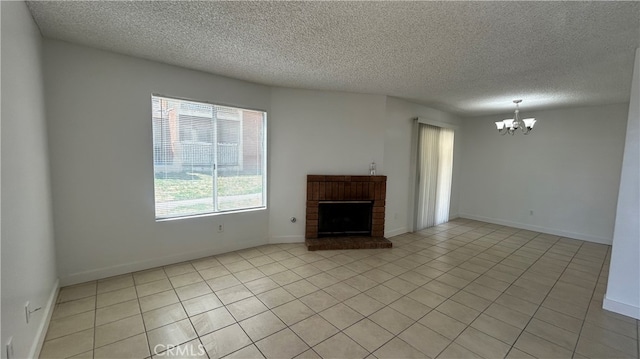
305, 175, 391, 250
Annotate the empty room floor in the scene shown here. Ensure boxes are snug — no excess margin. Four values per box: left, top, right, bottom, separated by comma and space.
40, 219, 639, 359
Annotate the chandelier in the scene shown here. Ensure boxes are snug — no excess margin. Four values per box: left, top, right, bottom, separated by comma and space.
495, 100, 536, 135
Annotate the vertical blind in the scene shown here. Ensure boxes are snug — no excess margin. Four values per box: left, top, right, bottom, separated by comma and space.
416, 124, 455, 229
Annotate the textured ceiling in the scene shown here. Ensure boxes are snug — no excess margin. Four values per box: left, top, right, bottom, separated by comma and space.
27, 1, 640, 116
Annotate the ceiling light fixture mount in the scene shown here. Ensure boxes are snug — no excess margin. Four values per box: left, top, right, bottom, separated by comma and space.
495, 99, 536, 135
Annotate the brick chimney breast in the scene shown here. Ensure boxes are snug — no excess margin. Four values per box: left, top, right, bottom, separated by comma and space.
305, 175, 387, 239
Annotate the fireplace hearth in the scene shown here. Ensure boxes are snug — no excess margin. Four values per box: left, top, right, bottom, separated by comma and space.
305, 175, 392, 250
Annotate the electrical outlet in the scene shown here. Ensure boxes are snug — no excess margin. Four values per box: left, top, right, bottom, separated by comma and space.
217, 224, 224, 233
6, 337, 14, 359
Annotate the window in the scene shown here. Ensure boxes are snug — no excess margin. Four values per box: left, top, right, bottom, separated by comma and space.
152, 95, 267, 220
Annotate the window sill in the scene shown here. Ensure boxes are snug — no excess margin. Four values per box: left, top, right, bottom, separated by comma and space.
155, 206, 267, 222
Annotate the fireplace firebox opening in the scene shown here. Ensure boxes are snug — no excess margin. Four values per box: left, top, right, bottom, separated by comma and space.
318, 201, 373, 237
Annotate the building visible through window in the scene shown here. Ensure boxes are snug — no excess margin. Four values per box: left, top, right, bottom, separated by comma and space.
152, 95, 267, 220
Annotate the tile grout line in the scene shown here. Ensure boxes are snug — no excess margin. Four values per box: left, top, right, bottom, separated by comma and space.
295, 221, 502, 356
162, 264, 208, 358
569, 244, 609, 359
430, 229, 564, 358
254, 236, 431, 357
132, 275, 153, 359
43, 220, 621, 359
374, 223, 533, 357
567, 245, 635, 359
172, 260, 265, 358
235, 245, 346, 359
501, 236, 585, 358
40, 225, 531, 358
322, 222, 525, 357
390, 224, 514, 357
238, 230, 588, 359
192, 245, 315, 358
47, 225, 469, 356
223, 259, 275, 359
384, 223, 512, 356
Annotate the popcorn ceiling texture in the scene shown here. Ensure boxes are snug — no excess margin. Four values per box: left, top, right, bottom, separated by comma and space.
26, 1, 640, 115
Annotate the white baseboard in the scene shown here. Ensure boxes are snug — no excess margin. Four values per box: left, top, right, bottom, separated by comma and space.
603, 295, 640, 320
60, 238, 267, 286
385, 227, 408, 238
458, 213, 612, 244
269, 235, 304, 244
30, 279, 60, 359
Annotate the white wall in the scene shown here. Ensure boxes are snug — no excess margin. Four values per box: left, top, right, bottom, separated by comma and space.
458, 103, 628, 244
1, 2, 59, 358
43, 39, 464, 283
605, 48, 640, 319
267, 92, 463, 242
383, 97, 462, 235
43, 40, 272, 285
268, 88, 387, 242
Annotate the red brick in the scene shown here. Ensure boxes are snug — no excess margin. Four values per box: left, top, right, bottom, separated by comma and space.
304, 175, 388, 242
367, 183, 375, 199
351, 176, 370, 182
374, 183, 383, 200
307, 175, 325, 182
326, 176, 345, 182
349, 183, 357, 199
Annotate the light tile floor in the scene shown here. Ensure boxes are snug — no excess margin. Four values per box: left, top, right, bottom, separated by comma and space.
40, 219, 639, 359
